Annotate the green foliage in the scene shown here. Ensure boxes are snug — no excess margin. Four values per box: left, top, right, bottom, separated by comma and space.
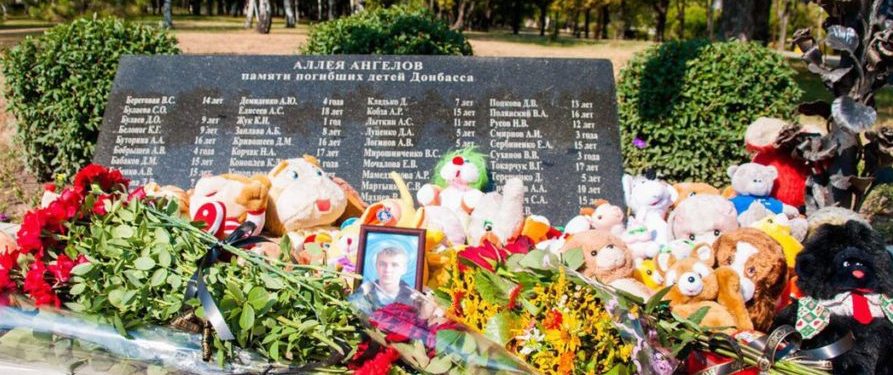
23, 0, 152, 21
302, 6, 473, 56
617, 40, 802, 186
2, 17, 179, 181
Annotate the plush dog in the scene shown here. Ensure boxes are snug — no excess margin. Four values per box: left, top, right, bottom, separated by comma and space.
265, 156, 348, 236
713, 228, 787, 332
189, 173, 270, 238
772, 221, 893, 374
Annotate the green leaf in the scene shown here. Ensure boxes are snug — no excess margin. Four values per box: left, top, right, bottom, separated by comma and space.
112, 314, 127, 337
150, 269, 168, 287
68, 283, 86, 295
425, 355, 454, 374
269, 340, 280, 362
484, 312, 518, 346
239, 306, 255, 331
435, 329, 463, 354
108, 289, 127, 309
261, 274, 285, 290
113, 225, 134, 239
157, 249, 171, 268
687, 306, 711, 325
563, 247, 585, 270
645, 286, 672, 314
69, 263, 93, 276
134, 257, 155, 270
247, 287, 270, 311
474, 271, 514, 306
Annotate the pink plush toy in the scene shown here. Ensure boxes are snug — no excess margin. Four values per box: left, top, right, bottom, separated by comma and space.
416, 147, 487, 219
565, 199, 625, 236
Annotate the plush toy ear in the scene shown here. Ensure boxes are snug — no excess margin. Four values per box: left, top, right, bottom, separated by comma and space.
622, 174, 634, 206
634, 257, 644, 268
657, 252, 674, 273
727, 165, 739, 180
766, 165, 779, 181
667, 184, 680, 204
694, 244, 714, 266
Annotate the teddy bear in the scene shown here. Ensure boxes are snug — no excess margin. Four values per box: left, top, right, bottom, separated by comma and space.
559, 230, 653, 300
668, 194, 740, 246
745, 117, 810, 209
565, 199, 625, 236
622, 174, 677, 246
188, 173, 271, 238
663, 256, 754, 332
772, 221, 893, 374
671, 182, 720, 208
713, 228, 787, 332
727, 163, 809, 236
467, 178, 525, 247
416, 147, 488, 220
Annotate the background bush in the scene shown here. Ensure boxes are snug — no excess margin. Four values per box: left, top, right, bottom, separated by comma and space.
617, 40, 802, 186
302, 6, 473, 55
2, 17, 179, 181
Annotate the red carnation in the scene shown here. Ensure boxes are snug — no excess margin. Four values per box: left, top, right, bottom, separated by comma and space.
127, 186, 146, 203
23, 261, 60, 308
507, 284, 523, 310
543, 309, 563, 330
48, 253, 85, 285
74, 164, 129, 193
93, 194, 112, 216
353, 346, 400, 375
457, 241, 501, 272
17, 210, 47, 258
0, 250, 18, 292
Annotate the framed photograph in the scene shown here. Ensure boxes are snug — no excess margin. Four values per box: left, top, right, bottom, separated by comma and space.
355, 226, 426, 303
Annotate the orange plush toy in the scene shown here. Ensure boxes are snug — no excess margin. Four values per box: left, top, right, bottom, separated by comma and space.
713, 228, 787, 332
663, 256, 754, 332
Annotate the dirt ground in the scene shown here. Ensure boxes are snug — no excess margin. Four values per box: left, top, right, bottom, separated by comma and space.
0, 26, 648, 220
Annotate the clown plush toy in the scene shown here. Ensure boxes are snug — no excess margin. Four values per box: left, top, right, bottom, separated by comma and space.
189, 174, 271, 239
416, 147, 488, 219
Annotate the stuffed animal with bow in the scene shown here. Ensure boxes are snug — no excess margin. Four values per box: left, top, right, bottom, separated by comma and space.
772, 221, 893, 374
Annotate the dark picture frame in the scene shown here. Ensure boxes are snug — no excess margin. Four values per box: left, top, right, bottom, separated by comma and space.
356, 225, 427, 291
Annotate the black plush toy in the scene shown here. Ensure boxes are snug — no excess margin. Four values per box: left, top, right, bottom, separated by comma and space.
772, 220, 893, 374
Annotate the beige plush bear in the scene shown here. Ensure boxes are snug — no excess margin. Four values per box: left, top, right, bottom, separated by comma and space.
728, 163, 806, 236
668, 194, 739, 245
560, 230, 653, 300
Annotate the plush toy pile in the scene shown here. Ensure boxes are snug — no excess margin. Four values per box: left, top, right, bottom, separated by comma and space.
0, 119, 891, 374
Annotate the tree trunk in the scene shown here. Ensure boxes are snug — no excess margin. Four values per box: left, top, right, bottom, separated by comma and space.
706, 0, 713, 40
451, 0, 470, 30
584, 8, 590, 38
572, 10, 580, 38
327, 0, 334, 19
620, 0, 632, 39
552, 10, 559, 37
191, 0, 201, 15
653, 0, 669, 42
244, 0, 257, 28
599, 5, 609, 39
538, 1, 548, 36
510, 0, 522, 34
218, 0, 225, 14
257, 0, 272, 33
284, 0, 296, 27
163, 0, 173, 28
317, 0, 322, 20
676, 0, 685, 40
718, 0, 753, 40
207, 0, 213, 15
776, 0, 792, 50
752, 0, 771, 43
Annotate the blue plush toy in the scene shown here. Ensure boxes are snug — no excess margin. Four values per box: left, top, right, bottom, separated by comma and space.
727, 163, 785, 216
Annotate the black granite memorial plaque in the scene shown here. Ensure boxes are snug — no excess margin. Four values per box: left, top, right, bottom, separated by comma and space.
94, 55, 624, 224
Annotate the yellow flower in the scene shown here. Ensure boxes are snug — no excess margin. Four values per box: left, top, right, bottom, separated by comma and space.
557, 351, 575, 374
544, 311, 582, 353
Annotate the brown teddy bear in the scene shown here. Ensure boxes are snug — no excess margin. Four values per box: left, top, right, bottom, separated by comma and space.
663, 256, 754, 331
560, 230, 653, 300
713, 228, 787, 331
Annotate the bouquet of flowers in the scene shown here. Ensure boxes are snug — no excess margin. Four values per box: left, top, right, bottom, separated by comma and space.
0, 164, 362, 371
